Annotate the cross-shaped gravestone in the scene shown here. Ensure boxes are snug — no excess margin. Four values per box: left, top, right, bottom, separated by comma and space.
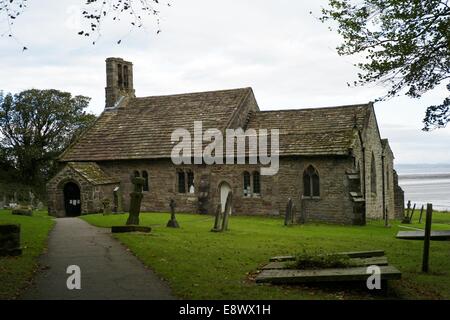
167, 199, 180, 228
396, 203, 450, 272
126, 176, 145, 226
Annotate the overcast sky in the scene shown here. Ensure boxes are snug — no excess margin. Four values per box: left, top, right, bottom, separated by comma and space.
0, 0, 449, 165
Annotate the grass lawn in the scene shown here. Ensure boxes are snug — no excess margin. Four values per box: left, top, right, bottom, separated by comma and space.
81, 211, 450, 300
0, 210, 54, 299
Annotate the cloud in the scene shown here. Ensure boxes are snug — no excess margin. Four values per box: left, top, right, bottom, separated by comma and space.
0, 0, 448, 164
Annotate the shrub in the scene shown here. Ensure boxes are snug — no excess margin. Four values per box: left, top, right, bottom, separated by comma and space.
287, 250, 358, 270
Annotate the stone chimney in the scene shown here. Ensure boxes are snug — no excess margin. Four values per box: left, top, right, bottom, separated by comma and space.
105, 57, 135, 109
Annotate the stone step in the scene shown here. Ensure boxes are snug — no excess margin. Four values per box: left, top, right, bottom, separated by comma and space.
270, 250, 385, 262
347, 173, 360, 180
256, 265, 401, 284
349, 191, 363, 197
263, 256, 389, 270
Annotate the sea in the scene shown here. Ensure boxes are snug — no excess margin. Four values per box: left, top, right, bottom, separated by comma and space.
396, 164, 450, 212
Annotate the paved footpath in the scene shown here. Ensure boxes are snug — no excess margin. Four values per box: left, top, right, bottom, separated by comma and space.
22, 218, 174, 300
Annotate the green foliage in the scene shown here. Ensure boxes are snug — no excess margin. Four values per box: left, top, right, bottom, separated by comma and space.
0, 89, 96, 198
320, 0, 450, 130
0, 210, 54, 299
286, 250, 357, 270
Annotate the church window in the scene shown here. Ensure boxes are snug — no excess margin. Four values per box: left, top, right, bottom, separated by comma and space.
123, 65, 129, 88
303, 165, 320, 197
253, 171, 261, 195
178, 171, 186, 193
371, 153, 377, 194
243, 171, 251, 197
187, 171, 195, 193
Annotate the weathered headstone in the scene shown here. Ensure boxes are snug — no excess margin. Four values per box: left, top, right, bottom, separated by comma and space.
12, 205, 33, 216
221, 191, 233, 231
402, 200, 412, 223
102, 198, 112, 215
211, 204, 222, 232
167, 199, 180, 228
29, 191, 35, 209
113, 186, 122, 213
284, 198, 293, 226
126, 176, 145, 226
0, 224, 22, 256
197, 176, 210, 215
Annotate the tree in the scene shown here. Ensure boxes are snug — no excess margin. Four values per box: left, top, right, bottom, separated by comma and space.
0, 89, 97, 197
320, 0, 450, 130
0, 0, 169, 46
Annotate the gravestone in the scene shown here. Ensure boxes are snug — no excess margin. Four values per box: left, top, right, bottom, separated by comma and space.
0, 224, 22, 256
221, 191, 233, 231
126, 176, 145, 226
12, 205, 33, 216
284, 198, 294, 226
167, 199, 180, 228
113, 186, 122, 213
197, 175, 210, 214
29, 191, 35, 209
211, 204, 222, 232
102, 198, 112, 215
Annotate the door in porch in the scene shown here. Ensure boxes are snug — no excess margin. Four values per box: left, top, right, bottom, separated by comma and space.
64, 182, 81, 217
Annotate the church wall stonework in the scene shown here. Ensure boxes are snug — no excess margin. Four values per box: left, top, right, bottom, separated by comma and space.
47, 165, 117, 217
97, 155, 358, 224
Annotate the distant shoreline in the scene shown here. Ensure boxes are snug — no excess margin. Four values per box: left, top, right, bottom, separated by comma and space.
399, 173, 450, 180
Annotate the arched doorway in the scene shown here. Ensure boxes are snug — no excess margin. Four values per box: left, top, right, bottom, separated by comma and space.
219, 182, 232, 214
63, 182, 81, 217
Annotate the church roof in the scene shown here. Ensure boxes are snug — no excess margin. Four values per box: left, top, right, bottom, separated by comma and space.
67, 162, 119, 185
246, 104, 371, 156
60, 88, 253, 161
59, 87, 372, 161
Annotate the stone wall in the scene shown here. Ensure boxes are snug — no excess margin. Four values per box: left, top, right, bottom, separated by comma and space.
361, 108, 385, 219
98, 154, 358, 224
47, 165, 118, 217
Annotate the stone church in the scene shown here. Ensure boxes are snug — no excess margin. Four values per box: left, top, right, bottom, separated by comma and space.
47, 57, 404, 224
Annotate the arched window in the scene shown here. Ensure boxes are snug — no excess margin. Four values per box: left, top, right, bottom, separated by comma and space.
123, 65, 129, 88
371, 153, 377, 194
243, 171, 251, 197
142, 171, 149, 192
187, 170, 195, 193
386, 166, 390, 190
177, 170, 186, 193
133, 170, 140, 178
253, 171, 261, 195
303, 165, 320, 197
